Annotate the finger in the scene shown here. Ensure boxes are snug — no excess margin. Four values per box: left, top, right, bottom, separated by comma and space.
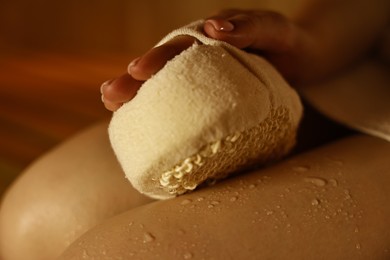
101, 74, 143, 104
128, 36, 196, 81
204, 11, 297, 53
102, 97, 123, 112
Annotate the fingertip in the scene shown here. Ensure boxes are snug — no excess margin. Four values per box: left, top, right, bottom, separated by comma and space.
127, 57, 141, 74
128, 52, 162, 81
203, 19, 250, 49
100, 79, 113, 94
128, 63, 147, 81
104, 100, 122, 112
203, 19, 235, 41
102, 74, 142, 103
205, 19, 234, 32
101, 92, 122, 112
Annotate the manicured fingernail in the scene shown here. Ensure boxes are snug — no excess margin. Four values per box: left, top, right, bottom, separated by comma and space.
128, 57, 141, 72
206, 19, 234, 32
100, 79, 112, 93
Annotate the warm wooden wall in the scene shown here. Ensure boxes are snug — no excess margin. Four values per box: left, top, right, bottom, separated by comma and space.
0, 0, 305, 55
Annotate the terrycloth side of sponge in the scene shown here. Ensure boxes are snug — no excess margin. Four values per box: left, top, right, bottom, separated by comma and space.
109, 22, 303, 199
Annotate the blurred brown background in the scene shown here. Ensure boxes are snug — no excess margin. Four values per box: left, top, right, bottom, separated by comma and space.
0, 0, 305, 195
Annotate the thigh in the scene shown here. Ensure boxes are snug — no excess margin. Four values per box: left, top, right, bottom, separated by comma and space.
60, 134, 390, 259
0, 121, 154, 260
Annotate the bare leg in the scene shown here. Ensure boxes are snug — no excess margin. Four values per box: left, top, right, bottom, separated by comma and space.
59, 134, 390, 259
0, 121, 153, 260
2, 6, 388, 259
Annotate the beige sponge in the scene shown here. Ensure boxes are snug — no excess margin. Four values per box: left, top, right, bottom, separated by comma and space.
109, 21, 303, 199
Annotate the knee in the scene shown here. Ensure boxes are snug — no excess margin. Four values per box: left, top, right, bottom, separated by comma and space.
0, 123, 153, 260
0, 157, 150, 260
0, 162, 81, 260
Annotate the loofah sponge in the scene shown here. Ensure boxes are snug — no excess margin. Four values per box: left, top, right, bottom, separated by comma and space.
109, 21, 303, 199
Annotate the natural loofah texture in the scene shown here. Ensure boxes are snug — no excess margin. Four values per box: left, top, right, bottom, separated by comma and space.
159, 107, 296, 196
109, 21, 303, 199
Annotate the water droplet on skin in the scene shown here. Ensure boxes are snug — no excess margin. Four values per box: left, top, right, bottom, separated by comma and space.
197, 197, 205, 202
329, 179, 338, 187
266, 210, 274, 216
210, 200, 220, 205
82, 249, 89, 259
354, 227, 359, 233
230, 196, 238, 202
304, 177, 327, 187
356, 243, 361, 250
249, 184, 256, 189
128, 222, 133, 226
311, 198, 320, 206
181, 199, 192, 205
143, 232, 155, 243
344, 189, 352, 200
293, 166, 310, 173
183, 252, 193, 259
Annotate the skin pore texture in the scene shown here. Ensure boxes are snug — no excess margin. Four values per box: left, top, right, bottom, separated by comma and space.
0, 0, 389, 259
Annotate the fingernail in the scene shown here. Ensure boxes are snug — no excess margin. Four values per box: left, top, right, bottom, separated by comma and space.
100, 79, 112, 94
206, 19, 234, 32
128, 57, 141, 72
